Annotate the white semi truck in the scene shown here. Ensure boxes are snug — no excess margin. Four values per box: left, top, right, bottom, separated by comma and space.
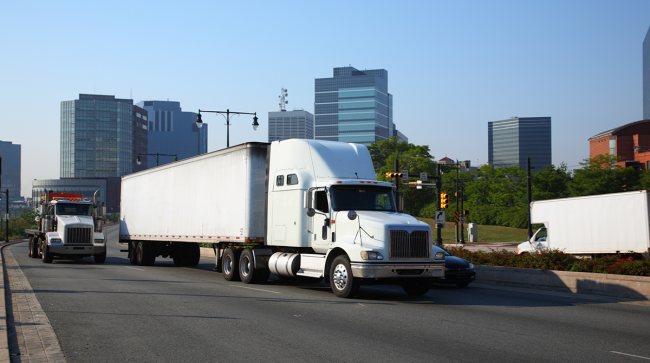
517, 190, 650, 257
119, 140, 445, 298
26, 191, 107, 263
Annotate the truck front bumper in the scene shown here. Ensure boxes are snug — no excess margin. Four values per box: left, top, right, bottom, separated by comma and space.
350, 262, 445, 279
49, 245, 106, 255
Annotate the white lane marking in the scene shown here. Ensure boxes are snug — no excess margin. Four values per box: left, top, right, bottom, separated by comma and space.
611, 351, 650, 360
230, 285, 280, 294
125, 267, 145, 272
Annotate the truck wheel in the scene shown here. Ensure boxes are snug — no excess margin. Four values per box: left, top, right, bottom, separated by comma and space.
41, 243, 53, 264
222, 248, 241, 281
330, 255, 360, 298
171, 243, 183, 266
137, 241, 156, 266
239, 249, 262, 284
402, 280, 431, 296
183, 243, 200, 267
32, 238, 40, 258
129, 242, 138, 265
94, 250, 107, 264
28, 237, 33, 257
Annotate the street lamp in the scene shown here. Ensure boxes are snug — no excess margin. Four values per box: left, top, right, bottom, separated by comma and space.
137, 153, 178, 167
196, 109, 259, 148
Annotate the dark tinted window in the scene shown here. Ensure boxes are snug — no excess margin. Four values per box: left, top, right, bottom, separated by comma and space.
276, 175, 284, 186
287, 174, 298, 185
330, 185, 396, 212
315, 191, 329, 213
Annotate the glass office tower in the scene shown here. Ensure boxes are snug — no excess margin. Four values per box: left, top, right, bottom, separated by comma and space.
643, 24, 650, 120
0, 140, 22, 216
488, 117, 552, 171
136, 101, 207, 168
61, 94, 147, 178
315, 67, 393, 145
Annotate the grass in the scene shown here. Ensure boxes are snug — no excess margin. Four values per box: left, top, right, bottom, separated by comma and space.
417, 217, 530, 243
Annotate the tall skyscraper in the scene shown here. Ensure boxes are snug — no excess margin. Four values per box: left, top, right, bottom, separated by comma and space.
136, 100, 207, 168
643, 24, 650, 120
61, 94, 148, 178
0, 141, 22, 216
315, 66, 393, 145
488, 117, 552, 170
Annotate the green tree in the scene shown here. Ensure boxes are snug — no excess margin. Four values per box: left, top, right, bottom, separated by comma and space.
568, 154, 642, 197
532, 163, 571, 201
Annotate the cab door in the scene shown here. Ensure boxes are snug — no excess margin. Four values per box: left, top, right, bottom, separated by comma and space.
309, 189, 332, 250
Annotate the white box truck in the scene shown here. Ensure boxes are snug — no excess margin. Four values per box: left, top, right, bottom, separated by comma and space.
119, 140, 445, 298
517, 190, 650, 256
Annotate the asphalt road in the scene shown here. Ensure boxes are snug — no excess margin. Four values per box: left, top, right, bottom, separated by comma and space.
7, 225, 650, 363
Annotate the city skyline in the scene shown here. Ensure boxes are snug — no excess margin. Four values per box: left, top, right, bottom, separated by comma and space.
2, 1, 650, 196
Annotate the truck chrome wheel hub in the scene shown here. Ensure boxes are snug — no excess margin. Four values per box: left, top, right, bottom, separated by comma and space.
332, 264, 348, 290
224, 255, 233, 275
241, 256, 250, 277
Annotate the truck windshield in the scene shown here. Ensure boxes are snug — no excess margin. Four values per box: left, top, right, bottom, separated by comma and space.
55, 203, 92, 216
330, 185, 396, 212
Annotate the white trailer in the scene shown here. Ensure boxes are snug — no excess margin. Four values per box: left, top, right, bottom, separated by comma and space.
120, 140, 445, 298
517, 190, 650, 256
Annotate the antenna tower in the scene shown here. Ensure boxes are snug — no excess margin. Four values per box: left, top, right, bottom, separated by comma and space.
278, 88, 288, 111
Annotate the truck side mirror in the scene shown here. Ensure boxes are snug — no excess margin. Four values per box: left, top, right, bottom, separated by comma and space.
35, 216, 40, 223
306, 208, 316, 217
347, 210, 357, 220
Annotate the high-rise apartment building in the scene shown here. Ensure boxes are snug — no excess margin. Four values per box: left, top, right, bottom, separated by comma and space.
136, 100, 207, 168
268, 110, 314, 142
488, 117, 552, 170
61, 94, 148, 178
315, 66, 393, 145
643, 24, 650, 120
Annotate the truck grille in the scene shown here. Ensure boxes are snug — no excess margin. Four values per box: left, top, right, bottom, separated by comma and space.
389, 230, 430, 259
66, 227, 92, 245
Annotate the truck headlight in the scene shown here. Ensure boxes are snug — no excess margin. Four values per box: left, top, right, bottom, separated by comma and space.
434, 252, 445, 260
94, 239, 104, 244
50, 238, 62, 243
360, 251, 384, 260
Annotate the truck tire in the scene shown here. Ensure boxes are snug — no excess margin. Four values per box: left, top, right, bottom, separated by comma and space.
129, 242, 138, 265
183, 243, 200, 267
222, 248, 241, 281
172, 243, 183, 266
402, 280, 431, 296
136, 241, 155, 266
239, 249, 268, 284
28, 237, 33, 257
330, 255, 360, 298
31, 237, 40, 258
94, 250, 107, 264
41, 243, 53, 264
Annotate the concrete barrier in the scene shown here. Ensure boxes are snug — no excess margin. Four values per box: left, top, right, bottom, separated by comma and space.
475, 265, 650, 300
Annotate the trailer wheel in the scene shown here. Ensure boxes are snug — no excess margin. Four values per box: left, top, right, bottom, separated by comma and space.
402, 280, 431, 296
137, 241, 155, 266
183, 243, 200, 267
330, 255, 360, 298
222, 248, 241, 281
94, 250, 107, 264
129, 242, 138, 265
41, 243, 53, 264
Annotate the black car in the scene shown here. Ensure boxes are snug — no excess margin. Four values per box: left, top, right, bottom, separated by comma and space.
432, 245, 476, 287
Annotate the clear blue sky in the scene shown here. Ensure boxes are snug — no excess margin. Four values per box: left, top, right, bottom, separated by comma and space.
2, 0, 649, 197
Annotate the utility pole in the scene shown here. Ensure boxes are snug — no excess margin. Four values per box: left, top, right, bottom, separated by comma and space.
435, 163, 442, 246
4, 189, 8, 243
455, 160, 459, 242
527, 157, 533, 240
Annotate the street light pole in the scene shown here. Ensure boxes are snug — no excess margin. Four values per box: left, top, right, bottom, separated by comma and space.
4, 189, 8, 243
196, 109, 259, 148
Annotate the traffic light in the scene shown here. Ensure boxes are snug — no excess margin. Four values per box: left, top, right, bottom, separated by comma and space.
384, 172, 403, 178
463, 210, 469, 216
440, 192, 449, 209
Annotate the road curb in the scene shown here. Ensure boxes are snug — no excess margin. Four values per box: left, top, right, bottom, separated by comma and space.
475, 265, 650, 300
0, 242, 12, 363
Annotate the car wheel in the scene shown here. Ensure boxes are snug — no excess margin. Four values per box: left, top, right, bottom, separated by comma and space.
222, 248, 241, 281
330, 255, 360, 298
402, 280, 431, 296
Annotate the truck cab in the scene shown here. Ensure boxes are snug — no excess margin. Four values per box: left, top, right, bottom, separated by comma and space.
26, 191, 107, 263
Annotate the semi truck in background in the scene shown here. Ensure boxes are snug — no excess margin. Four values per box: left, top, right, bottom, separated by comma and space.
517, 190, 650, 257
25, 191, 107, 263
119, 140, 445, 298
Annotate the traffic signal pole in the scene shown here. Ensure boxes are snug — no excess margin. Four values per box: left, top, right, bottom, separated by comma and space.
460, 185, 465, 244
435, 163, 442, 246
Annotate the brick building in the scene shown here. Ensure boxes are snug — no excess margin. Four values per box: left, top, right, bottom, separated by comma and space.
589, 119, 650, 170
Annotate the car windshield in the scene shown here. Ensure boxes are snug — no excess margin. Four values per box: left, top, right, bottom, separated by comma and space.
55, 203, 92, 216
330, 185, 396, 212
